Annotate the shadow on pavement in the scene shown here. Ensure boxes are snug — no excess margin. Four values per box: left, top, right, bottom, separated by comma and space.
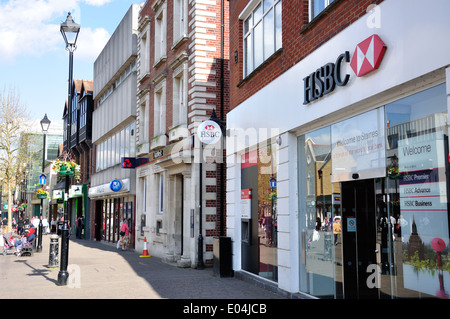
70, 237, 285, 299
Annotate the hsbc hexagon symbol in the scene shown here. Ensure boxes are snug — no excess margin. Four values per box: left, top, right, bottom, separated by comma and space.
350, 34, 387, 77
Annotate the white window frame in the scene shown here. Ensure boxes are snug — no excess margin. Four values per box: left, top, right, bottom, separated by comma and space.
140, 28, 150, 78
173, 0, 187, 44
154, 2, 167, 64
241, 0, 282, 77
139, 98, 149, 142
309, 0, 334, 21
172, 62, 187, 126
154, 80, 166, 136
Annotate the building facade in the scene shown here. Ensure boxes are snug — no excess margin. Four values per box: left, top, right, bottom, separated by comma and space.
134, 0, 229, 267
59, 79, 93, 237
89, 5, 140, 248
227, 0, 450, 299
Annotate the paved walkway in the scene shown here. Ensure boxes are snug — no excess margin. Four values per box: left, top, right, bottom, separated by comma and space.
1, 233, 287, 300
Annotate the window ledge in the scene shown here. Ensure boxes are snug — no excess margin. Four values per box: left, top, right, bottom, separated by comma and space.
237, 48, 283, 88
300, 0, 344, 34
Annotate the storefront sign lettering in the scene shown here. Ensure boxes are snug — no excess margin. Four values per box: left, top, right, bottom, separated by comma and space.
303, 35, 387, 105
303, 52, 350, 104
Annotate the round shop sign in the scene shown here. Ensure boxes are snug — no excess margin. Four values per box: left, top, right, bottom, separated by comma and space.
110, 179, 122, 192
197, 120, 222, 145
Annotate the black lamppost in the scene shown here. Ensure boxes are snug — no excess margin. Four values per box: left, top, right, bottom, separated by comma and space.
37, 114, 51, 253
58, 12, 80, 286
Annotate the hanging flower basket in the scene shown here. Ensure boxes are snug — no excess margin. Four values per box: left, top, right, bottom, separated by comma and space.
388, 167, 399, 179
52, 159, 79, 179
36, 188, 48, 199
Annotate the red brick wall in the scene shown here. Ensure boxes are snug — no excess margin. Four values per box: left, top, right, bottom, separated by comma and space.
229, 0, 384, 110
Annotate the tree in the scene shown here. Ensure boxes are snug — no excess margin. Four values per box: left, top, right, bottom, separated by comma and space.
0, 86, 30, 232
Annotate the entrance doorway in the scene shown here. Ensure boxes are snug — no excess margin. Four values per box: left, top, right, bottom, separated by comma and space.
341, 179, 378, 299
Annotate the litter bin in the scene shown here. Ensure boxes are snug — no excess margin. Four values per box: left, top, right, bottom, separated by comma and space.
213, 236, 232, 277
48, 235, 59, 268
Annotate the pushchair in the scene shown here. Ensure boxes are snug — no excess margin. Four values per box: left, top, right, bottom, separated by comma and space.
2, 233, 17, 256
16, 236, 34, 257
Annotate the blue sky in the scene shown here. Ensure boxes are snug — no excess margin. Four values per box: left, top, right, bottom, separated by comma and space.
0, 0, 142, 131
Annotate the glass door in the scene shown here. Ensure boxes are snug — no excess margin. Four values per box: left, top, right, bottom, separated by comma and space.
341, 179, 379, 298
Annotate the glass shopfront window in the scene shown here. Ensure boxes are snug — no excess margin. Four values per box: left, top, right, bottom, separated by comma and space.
241, 142, 278, 282
298, 83, 449, 299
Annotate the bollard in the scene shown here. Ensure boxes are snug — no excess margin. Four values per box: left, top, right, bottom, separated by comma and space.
48, 235, 59, 268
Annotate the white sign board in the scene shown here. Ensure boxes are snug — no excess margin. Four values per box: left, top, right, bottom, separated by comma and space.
331, 108, 386, 182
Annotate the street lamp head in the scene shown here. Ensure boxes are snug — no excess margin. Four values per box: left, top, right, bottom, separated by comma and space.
60, 12, 80, 50
40, 114, 51, 133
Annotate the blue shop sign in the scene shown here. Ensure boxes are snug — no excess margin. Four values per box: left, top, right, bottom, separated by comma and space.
110, 179, 122, 192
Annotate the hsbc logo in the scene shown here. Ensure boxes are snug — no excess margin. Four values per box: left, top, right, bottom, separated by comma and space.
350, 34, 386, 77
303, 34, 387, 104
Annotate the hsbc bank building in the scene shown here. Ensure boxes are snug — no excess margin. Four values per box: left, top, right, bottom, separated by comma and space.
227, 0, 450, 299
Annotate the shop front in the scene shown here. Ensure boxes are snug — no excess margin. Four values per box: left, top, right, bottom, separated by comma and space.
298, 85, 449, 298
226, 0, 450, 299
88, 179, 135, 249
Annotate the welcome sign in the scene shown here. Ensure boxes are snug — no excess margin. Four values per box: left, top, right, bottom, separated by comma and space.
331, 108, 386, 182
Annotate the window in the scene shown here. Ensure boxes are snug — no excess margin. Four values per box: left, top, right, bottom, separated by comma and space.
129, 122, 136, 157
155, 4, 167, 64
71, 93, 77, 135
95, 122, 136, 172
140, 30, 150, 77
309, 0, 334, 20
173, 0, 187, 44
140, 101, 148, 142
243, 0, 282, 77
173, 63, 187, 126
80, 99, 87, 128
154, 81, 166, 136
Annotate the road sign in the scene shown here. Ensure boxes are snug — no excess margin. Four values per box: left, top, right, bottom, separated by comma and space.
40, 174, 47, 185
270, 177, 276, 188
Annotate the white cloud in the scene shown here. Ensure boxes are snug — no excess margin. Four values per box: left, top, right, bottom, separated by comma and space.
75, 27, 110, 61
83, 0, 113, 6
0, 0, 111, 63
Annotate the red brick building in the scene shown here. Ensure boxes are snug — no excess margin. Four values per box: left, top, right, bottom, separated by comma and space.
227, 0, 450, 299
135, 0, 229, 267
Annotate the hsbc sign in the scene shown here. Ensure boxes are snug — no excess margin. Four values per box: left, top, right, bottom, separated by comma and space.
197, 120, 222, 144
303, 34, 387, 104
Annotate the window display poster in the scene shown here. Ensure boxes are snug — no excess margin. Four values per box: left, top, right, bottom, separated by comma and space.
398, 131, 449, 298
331, 108, 386, 182
241, 188, 252, 219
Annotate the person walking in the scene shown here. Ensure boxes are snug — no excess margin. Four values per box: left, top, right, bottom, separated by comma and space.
119, 219, 130, 251
17, 216, 24, 236
76, 216, 84, 239
333, 216, 341, 245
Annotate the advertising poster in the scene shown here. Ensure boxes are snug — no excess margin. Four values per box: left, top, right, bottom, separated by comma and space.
241, 188, 252, 219
398, 131, 449, 298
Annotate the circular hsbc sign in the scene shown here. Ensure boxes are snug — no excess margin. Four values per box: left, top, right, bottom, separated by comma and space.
197, 120, 222, 144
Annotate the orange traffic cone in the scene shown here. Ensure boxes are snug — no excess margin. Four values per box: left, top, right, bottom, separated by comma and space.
139, 237, 151, 258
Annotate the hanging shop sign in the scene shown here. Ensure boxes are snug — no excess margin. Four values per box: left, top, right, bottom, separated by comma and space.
303, 34, 386, 104
121, 157, 150, 169
69, 185, 83, 198
197, 120, 222, 144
